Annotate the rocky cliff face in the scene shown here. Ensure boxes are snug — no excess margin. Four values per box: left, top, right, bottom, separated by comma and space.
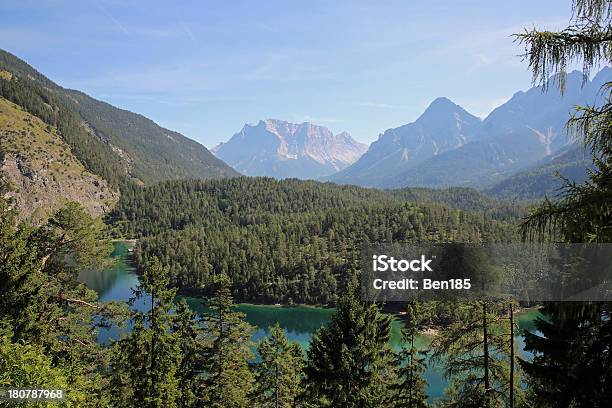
213, 119, 367, 179
0, 97, 118, 223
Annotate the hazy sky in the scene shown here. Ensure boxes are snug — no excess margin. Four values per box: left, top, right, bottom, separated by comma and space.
1, 0, 572, 147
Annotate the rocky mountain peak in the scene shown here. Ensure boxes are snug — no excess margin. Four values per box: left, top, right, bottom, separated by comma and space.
213, 119, 367, 179
417, 97, 481, 127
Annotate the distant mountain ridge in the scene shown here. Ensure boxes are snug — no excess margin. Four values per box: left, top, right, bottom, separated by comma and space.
484, 144, 592, 199
327, 97, 482, 186
213, 119, 367, 179
328, 68, 611, 190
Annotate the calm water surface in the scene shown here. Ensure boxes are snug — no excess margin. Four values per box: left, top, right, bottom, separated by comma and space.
80, 242, 539, 401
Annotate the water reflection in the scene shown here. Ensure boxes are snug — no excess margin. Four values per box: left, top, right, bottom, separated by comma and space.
81, 242, 540, 402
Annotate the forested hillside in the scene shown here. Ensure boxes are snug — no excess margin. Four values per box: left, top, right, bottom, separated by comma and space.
485, 145, 592, 199
109, 178, 520, 304
0, 49, 238, 191
389, 186, 530, 222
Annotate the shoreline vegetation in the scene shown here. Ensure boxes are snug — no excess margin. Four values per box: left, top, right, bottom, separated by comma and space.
2, 0, 610, 405
110, 239, 541, 340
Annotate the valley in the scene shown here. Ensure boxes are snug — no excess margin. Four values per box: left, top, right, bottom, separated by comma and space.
1, 1, 610, 402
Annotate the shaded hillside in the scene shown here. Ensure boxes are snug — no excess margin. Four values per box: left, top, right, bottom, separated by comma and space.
485, 145, 592, 199
0, 49, 238, 189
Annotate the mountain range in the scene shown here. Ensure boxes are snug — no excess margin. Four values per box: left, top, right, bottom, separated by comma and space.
328, 68, 610, 190
1, 48, 607, 221
327, 97, 483, 186
212, 119, 367, 179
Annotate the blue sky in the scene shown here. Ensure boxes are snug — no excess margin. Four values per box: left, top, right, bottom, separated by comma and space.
1, 0, 571, 147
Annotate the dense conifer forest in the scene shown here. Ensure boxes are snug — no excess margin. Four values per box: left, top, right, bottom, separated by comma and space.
1, 0, 611, 407
108, 178, 521, 304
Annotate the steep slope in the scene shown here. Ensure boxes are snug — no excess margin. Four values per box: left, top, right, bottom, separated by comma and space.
484, 145, 592, 199
332, 68, 610, 189
0, 97, 117, 222
213, 119, 367, 179
328, 97, 482, 186
389, 69, 609, 188
0, 49, 239, 188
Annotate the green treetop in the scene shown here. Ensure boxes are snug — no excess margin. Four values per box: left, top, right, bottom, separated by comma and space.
111, 257, 180, 408
253, 323, 304, 408
303, 278, 396, 407
201, 273, 255, 408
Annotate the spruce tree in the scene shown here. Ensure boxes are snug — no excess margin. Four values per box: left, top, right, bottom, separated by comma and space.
303, 278, 396, 407
173, 299, 206, 408
393, 301, 430, 408
253, 323, 304, 408
111, 257, 180, 408
521, 303, 611, 407
201, 273, 255, 408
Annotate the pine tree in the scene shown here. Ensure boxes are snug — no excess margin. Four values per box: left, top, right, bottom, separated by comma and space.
111, 257, 180, 408
393, 301, 430, 408
516, 2, 612, 406
173, 299, 206, 408
201, 273, 255, 408
433, 300, 515, 408
253, 323, 304, 408
0, 191, 116, 406
521, 302, 611, 407
303, 278, 396, 407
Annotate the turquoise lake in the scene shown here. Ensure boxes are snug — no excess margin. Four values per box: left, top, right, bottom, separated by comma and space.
79, 242, 539, 402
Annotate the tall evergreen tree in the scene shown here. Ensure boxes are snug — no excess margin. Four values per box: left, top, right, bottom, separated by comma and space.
111, 257, 180, 408
521, 303, 611, 407
0, 188, 117, 406
516, 1, 612, 406
172, 299, 206, 408
393, 301, 430, 408
253, 323, 304, 408
201, 273, 255, 408
303, 278, 396, 407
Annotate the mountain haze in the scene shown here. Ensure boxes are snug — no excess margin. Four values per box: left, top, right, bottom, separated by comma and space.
213, 119, 367, 179
329, 68, 611, 190
328, 97, 482, 186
